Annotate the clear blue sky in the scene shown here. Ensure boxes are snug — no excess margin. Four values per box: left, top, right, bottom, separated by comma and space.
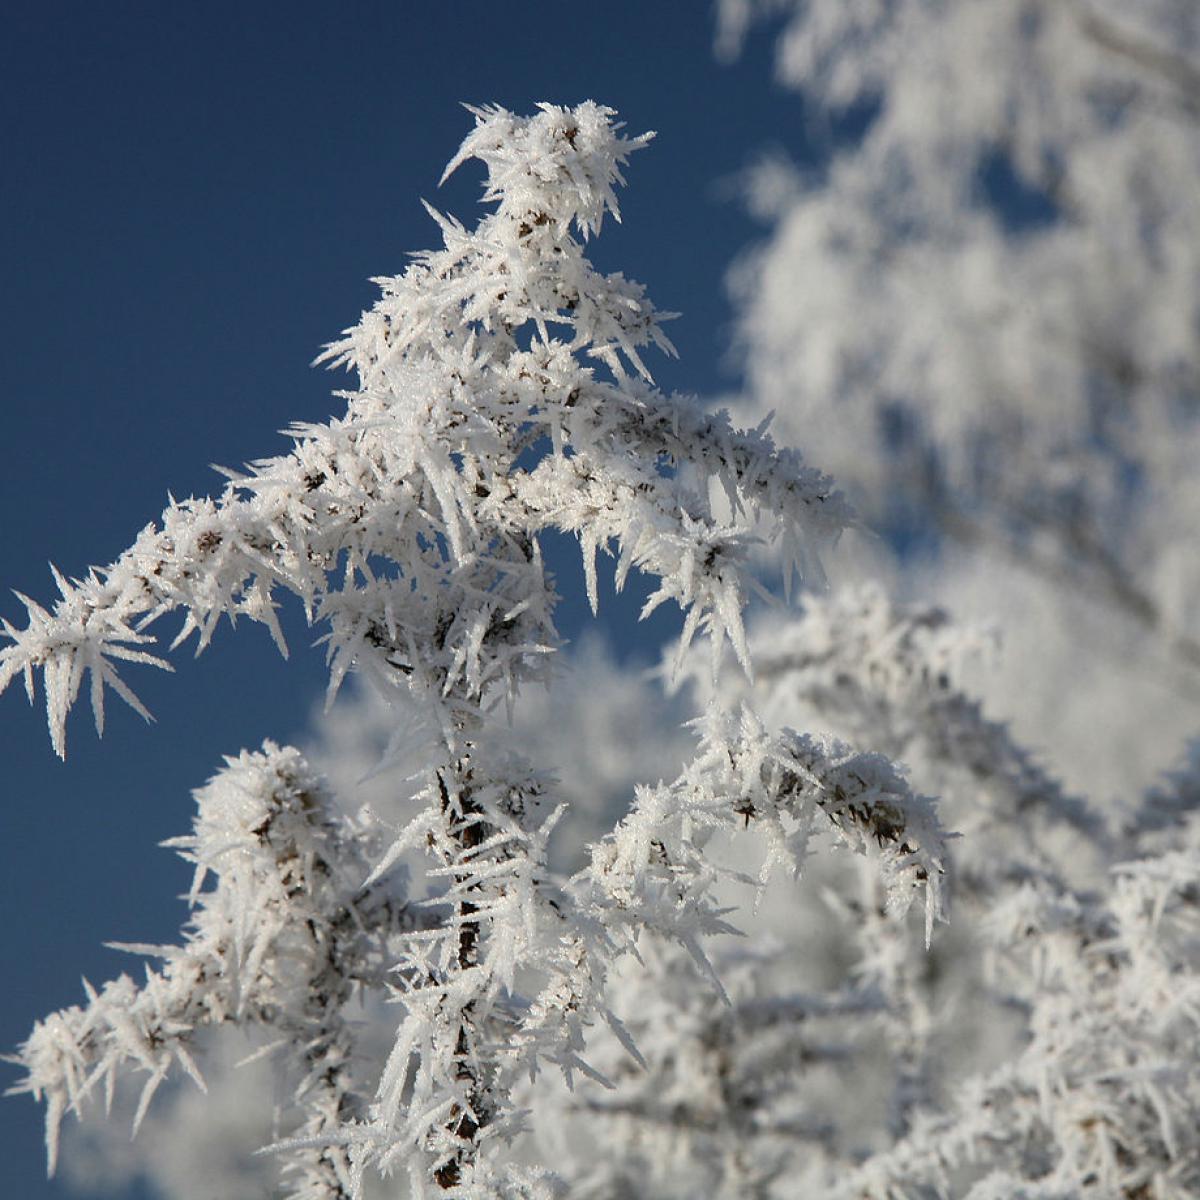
0, 4, 810, 1195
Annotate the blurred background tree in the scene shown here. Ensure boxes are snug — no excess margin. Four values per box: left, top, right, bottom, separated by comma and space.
716, 0, 1200, 797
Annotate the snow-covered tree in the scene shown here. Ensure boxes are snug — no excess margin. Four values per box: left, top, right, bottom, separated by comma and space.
1, 103, 947, 1198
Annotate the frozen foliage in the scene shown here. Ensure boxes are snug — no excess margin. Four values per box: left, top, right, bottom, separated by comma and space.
3, 104, 947, 1197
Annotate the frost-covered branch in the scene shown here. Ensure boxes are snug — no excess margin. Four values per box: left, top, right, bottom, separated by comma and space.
0, 107, 846, 761
9, 742, 417, 1197
674, 587, 1107, 886
583, 705, 948, 955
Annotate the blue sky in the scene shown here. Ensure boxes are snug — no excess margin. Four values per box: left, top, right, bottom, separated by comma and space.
0, 4, 811, 1195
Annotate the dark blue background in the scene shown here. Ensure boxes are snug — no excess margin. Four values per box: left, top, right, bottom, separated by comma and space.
0, 4, 807, 1195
